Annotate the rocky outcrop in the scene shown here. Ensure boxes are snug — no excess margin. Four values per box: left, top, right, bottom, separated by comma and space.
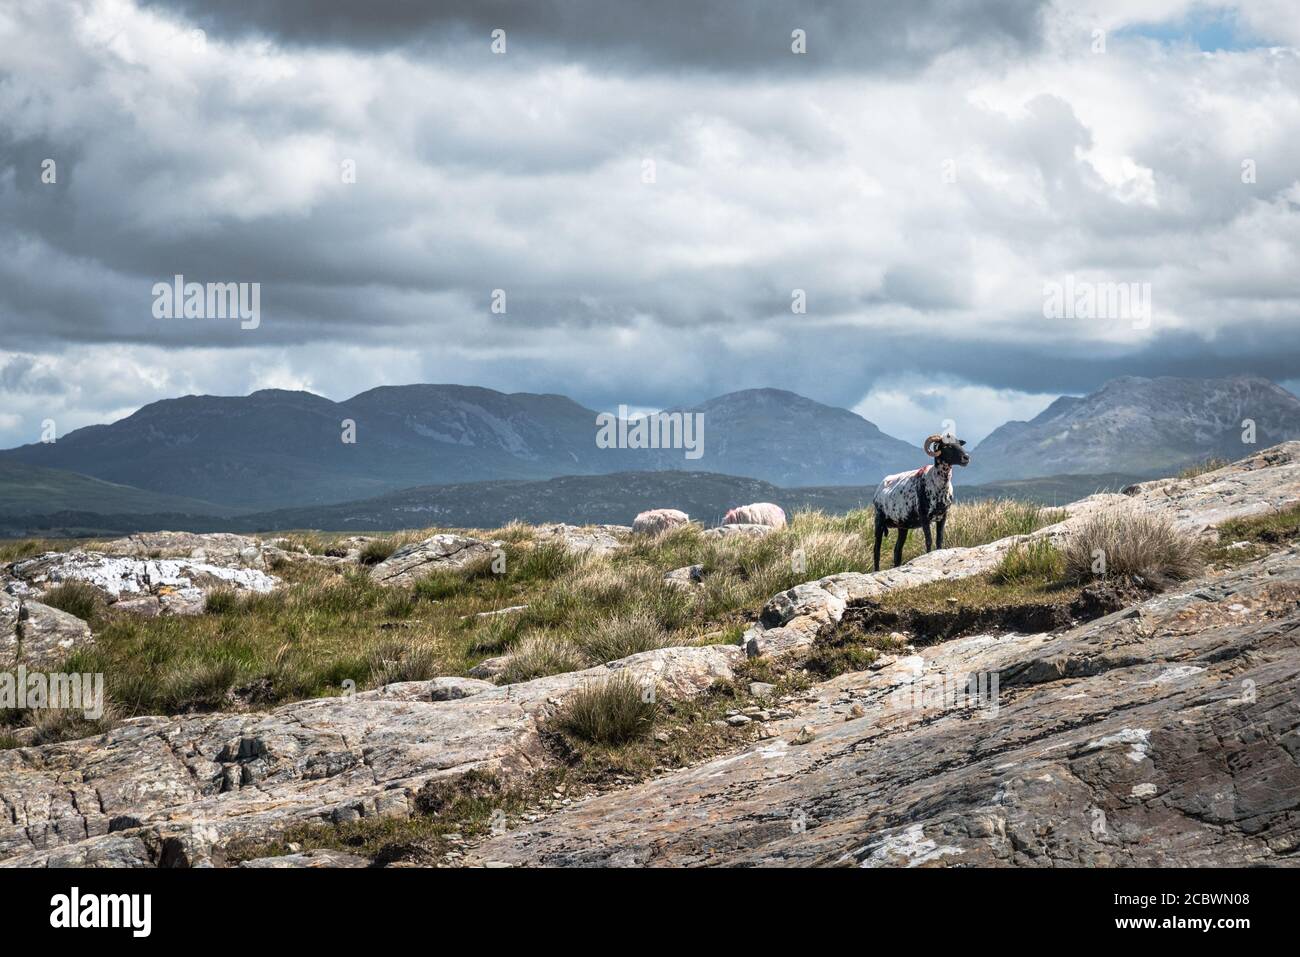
368, 534, 501, 587
702, 523, 775, 540
98, 532, 268, 569
532, 524, 628, 556
4, 549, 279, 617
11, 602, 94, 669
466, 545, 1300, 866
239, 849, 369, 868
2, 590, 94, 670
0, 643, 742, 866
632, 509, 690, 536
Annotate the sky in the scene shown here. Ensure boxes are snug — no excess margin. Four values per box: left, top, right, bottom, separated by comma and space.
1, 0, 1298, 449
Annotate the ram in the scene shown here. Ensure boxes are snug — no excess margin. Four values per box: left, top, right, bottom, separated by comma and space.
872, 433, 970, 572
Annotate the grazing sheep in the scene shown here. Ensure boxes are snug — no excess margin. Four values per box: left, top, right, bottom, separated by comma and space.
632, 508, 690, 536
872, 433, 970, 571
722, 502, 787, 528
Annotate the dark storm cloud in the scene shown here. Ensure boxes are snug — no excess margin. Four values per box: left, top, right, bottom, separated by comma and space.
141, 0, 1048, 72
557, 319, 1300, 420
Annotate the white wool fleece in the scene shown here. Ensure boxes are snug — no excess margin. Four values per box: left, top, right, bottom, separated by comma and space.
872, 461, 954, 527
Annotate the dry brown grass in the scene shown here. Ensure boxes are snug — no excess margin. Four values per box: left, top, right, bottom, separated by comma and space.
1062, 509, 1202, 585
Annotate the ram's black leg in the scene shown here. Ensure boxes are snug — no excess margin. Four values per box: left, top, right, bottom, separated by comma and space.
936, 516, 946, 550
893, 526, 909, 567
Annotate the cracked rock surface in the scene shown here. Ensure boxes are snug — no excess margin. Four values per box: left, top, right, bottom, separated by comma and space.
466, 546, 1300, 867
0, 644, 741, 866
368, 534, 502, 587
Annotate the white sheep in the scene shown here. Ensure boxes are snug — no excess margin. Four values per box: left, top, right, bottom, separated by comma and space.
722, 502, 787, 528
633, 508, 690, 535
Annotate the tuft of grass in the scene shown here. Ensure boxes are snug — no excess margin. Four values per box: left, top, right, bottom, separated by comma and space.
37, 581, 104, 622
511, 541, 582, 583
498, 632, 585, 684
554, 672, 658, 746
204, 588, 240, 614
358, 539, 398, 566
1062, 509, 1202, 585
940, 499, 1066, 548
0, 537, 81, 563
366, 638, 442, 687
992, 538, 1065, 585
576, 610, 674, 664
20, 704, 118, 746
412, 569, 462, 602
156, 657, 245, 714
1217, 502, 1300, 545
1179, 457, 1230, 480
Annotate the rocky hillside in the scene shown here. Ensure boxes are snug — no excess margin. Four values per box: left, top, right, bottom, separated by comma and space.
0, 386, 919, 511
968, 375, 1300, 482
1, 443, 1297, 867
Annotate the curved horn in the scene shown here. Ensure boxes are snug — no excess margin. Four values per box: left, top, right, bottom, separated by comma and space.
923, 434, 944, 457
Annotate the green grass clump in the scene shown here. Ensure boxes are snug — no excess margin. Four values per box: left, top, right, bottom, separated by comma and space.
358, 539, 398, 566
554, 673, 659, 746
992, 538, 1065, 585
498, 632, 586, 684
576, 610, 674, 664
37, 581, 105, 622
1217, 503, 1300, 545
204, 588, 240, 614
367, 638, 443, 687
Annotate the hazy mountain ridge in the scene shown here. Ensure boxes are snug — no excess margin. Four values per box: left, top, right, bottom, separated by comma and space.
1, 375, 1296, 522
968, 375, 1300, 482
0, 386, 922, 510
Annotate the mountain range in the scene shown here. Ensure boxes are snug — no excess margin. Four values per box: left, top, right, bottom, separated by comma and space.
0, 386, 921, 510
0, 374, 1296, 531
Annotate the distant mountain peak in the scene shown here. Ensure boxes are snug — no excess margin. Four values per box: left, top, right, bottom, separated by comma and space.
969, 374, 1300, 482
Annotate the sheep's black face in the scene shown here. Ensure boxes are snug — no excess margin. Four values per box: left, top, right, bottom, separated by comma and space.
938, 437, 970, 467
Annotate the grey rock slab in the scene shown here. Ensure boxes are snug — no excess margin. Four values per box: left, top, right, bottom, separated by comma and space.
239, 849, 369, 868
703, 523, 775, 540
368, 534, 501, 587
9, 600, 94, 669
0, 641, 740, 866
8, 551, 280, 607
98, 532, 268, 569
465, 547, 1300, 867
533, 524, 628, 557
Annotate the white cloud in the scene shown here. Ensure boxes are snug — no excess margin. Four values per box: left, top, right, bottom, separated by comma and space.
854, 376, 1060, 445
0, 0, 1297, 440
